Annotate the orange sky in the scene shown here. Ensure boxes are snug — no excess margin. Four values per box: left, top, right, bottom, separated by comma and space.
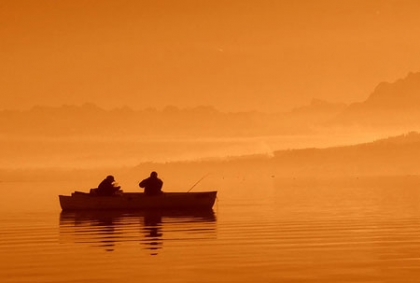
2, 0, 420, 112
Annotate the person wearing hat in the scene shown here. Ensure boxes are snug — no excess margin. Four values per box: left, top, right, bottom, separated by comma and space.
139, 171, 163, 195
97, 175, 121, 196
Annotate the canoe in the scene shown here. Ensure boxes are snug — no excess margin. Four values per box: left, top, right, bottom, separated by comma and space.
59, 191, 217, 211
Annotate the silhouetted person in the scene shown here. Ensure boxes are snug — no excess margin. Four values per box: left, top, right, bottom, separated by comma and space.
139, 171, 163, 195
97, 175, 121, 196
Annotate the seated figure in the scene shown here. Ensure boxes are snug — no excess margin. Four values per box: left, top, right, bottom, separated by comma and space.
96, 175, 121, 196
139, 171, 163, 195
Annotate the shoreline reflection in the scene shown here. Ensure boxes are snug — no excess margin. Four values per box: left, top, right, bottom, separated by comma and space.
59, 210, 216, 254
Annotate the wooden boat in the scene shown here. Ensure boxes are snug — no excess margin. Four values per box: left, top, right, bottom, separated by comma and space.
59, 191, 217, 211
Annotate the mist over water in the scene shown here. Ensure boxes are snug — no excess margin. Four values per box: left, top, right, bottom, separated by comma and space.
2, 128, 420, 282
2, 174, 420, 283
0, 131, 384, 170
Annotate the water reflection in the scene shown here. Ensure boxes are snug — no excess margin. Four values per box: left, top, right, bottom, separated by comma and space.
59, 210, 216, 254
143, 212, 163, 255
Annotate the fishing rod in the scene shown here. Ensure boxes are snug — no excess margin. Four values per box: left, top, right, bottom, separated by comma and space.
187, 173, 211, 192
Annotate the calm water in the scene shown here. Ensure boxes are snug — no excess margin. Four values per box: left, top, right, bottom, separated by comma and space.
1, 176, 420, 282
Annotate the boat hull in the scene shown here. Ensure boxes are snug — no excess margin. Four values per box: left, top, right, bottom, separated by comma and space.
59, 191, 217, 211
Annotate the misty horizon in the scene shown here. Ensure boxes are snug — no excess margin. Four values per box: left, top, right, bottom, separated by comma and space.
1, 70, 420, 170
3, 1, 420, 113
1, 70, 419, 114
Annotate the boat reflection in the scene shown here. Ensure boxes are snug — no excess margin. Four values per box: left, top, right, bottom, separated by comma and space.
59, 210, 216, 254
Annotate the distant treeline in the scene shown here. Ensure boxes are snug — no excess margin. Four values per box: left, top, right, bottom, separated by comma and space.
154, 131, 420, 178
0, 101, 344, 137
3, 132, 420, 182
3, 72, 420, 138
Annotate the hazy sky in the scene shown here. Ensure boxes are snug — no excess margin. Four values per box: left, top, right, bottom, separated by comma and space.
2, 0, 420, 112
